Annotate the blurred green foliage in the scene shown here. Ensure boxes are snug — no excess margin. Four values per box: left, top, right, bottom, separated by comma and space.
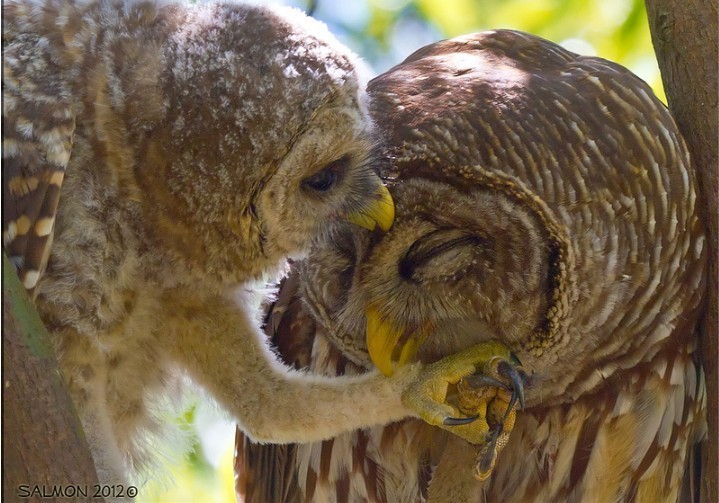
142, 0, 664, 501
311, 0, 664, 101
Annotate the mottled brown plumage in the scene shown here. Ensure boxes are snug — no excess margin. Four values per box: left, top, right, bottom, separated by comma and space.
3, 0, 519, 491
237, 30, 707, 502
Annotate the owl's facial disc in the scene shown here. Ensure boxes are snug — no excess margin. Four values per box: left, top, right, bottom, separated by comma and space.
365, 304, 433, 376
362, 225, 486, 375
345, 183, 395, 232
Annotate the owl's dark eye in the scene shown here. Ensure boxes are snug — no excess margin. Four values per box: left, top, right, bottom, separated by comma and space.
303, 169, 336, 192
302, 155, 350, 193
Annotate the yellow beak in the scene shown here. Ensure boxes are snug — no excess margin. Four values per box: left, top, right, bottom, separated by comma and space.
346, 183, 395, 232
365, 305, 431, 376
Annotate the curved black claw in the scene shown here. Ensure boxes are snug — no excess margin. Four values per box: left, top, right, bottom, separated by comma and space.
509, 352, 523, 367
497, 359, 527, 414
476, 423, 503, 477
443, 414, 480, 426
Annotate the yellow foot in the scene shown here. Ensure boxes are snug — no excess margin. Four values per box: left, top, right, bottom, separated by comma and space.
456, 354, 525, 481
402, 342, 526, 479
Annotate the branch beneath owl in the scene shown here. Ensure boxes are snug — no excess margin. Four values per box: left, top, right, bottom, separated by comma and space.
2, 254, 100, 499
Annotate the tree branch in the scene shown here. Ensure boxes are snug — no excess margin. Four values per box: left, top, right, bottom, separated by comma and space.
2, 254, 100, 501
645, 1, 718, 501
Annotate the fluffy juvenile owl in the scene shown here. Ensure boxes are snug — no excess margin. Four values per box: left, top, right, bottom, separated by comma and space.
236, 30, 708, 502
2, 0, 514, 489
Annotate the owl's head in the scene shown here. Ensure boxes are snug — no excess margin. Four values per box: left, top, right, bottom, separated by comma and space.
132, 2, 392, 283
299, 173, 555, 378
297, 30, 705, 407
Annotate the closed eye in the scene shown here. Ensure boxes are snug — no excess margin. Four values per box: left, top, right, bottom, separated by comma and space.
399, 228, 483, 282
301, 155, 351, 193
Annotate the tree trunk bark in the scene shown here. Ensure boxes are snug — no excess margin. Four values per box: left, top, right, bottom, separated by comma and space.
645, 1, 718, 501
2, 254, 100, 502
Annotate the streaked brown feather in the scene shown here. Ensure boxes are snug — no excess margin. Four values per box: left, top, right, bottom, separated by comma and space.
2, 34, 75, 296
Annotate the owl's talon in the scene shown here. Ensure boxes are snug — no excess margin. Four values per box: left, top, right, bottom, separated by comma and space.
474, 423, 503, 481
443, 415, 479, 426
496, 360, 526, 412
400, 341, 520, 446
434, 349, 526, 478
509, 352, 523, 367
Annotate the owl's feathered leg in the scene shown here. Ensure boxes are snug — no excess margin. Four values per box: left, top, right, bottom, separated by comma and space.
78, 407, 128, 492
53, 328, 128, 489
157, 288, 525, 447
152, 289, 424, 443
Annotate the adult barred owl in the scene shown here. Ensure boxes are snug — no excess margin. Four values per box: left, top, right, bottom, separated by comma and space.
236, 30, 707, 503
3, 0, 514, 490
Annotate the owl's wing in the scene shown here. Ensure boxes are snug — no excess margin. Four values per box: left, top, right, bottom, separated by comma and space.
234, 434, 301, 503
2, 39, 75, 298
234, 270, 313, 503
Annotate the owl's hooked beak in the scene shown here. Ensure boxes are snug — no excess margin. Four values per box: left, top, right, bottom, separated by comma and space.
346, 184, 395, 232
365, 305, 432, 376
